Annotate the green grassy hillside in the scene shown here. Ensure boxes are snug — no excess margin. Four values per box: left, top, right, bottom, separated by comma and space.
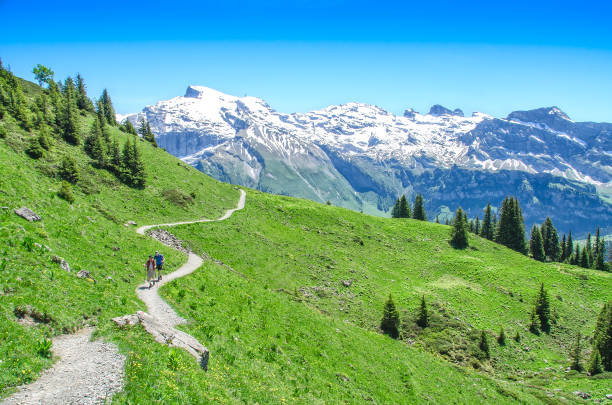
0, 72, 608, 403
166, 190, 612, 401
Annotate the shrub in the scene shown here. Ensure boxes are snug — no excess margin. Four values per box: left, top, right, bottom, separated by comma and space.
162, 188, 194, 208
0, 126, 7, 139
58, 181, 75, 203
26, 136, 45, 159
497, 327, 506, 346
479, 331, 490, 359
59, 156, 79, 184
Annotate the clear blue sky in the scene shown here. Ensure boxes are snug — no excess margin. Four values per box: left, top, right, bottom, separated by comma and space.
1, 0, 611, 121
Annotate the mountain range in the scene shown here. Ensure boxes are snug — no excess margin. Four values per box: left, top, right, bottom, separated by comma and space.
121, 86, 612, 236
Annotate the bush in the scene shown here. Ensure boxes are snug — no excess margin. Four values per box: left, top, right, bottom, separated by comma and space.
26, 137, 45, 159
59, 156, 79, 184
162, 188, 194, 208
479, 331, 490, 359
497, 327, 506, 346
58, 181, 75, 203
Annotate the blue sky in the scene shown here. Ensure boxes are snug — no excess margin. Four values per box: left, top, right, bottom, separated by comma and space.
1, 0, 611, 121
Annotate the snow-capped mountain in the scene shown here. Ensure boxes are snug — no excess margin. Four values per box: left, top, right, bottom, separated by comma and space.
121, 86, 612, 235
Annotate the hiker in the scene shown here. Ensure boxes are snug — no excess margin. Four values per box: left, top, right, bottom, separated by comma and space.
144, 255, 156, 288
154, 250, 165, 281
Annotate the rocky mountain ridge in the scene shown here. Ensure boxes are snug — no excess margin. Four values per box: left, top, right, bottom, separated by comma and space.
121, 86, 612, 235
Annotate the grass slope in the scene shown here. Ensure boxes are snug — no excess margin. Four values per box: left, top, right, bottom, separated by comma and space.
0, 78, 239, 399
167, 190, 612, 401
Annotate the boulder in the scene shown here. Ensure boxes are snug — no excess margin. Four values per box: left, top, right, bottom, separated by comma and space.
341, 280, 353, 287
14, 207, 41, 222
112, 311, 209, 370
77, 270, 97, 283
573, 391, 591, 399
126, 220, 137, 226
52, 256, 71, 272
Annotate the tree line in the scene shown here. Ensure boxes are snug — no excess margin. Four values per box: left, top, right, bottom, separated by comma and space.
0, 62, 159, 191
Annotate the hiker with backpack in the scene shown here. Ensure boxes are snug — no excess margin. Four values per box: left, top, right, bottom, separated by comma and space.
154, 250, 165, 281
144, 255, 156, 289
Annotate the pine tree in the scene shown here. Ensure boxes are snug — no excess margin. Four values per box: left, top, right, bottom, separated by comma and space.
560, 234, 567, 261
474, 217, 480, 235
100, 89, 116, 126
121, 119, 138, 135
534, 283, 551, 333
496, 197, 527, 253
96, 99, 105, 127
398, 195, 410, 218
58, 156, 79, 184
586, 233, 593, 266
529, 308, 540, 334
75, 74, 94, 112
380, 294, 400, 339
569, 333, 583, 372
450, 207, 469, 249
580, 247, 590, 268
58, 181, 75, 204
497, 327, 506, 346
145, 120, 157, 147
595, 241, 606, 271
26, 136, 45, 159
566, 232, 573, 262
129, 139, 146, 189
479, 330, 490, 359
435, 215, 439, 224
514, 331, 520, 342
60, 77, 79, 145
469, 219, 474, 233
391, 198, 400, 218
412, 194, 426, 221
529, 225, 545, 261
588, 349, 603, 375
121, 138, 135, 185
594, 227, 601, 258
591, 301, 612, 371
572, 244, 580, 266
416, 295, 429, 328
481, 203, 493, 240
109, 139, 121, 174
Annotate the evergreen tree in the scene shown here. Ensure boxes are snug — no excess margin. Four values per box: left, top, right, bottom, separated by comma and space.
580, 247, 590, 268
495, 197, 526, 254
534, 283, 551, 333
474, 217, 480, 235
514, 330, 521, 342
75, 73, 94, 112
469, 219, 474, 233
59, 156, 80, 184
416, 295, 429, 328
58, 181, 75, 204
592, 301, 612, 371
380, 294, 400, 339
572, 245, 580, 266
444, 218, 449, 225
121, 138, 135, 185
109, 139, 121, 173
450, 207, 469, 249
492, 213, 497, 233
479, 331, 490, 359
84, 120, 103, 156
60, 77, 79, 145
566, 232, 573, 261
398, 195, 410, 218
391, 198, 400, 218
481, 203, 494, 240
529, 225, 545, 262
121, 119, 138, 135
569, 333, 583, 372
595, 241, 606, 271
588, 349, 604, 375
96, 99, 105, 127
412, 194, 426, 221
144, 120, 157, 147
26, 136, 45, 159
497, 327, 506, 346
129, 139, 146, 188
560, 234, 567, 261
586, 233, 593, 265
100, 89, 116, 126
435, 215, 439, 224
594, 227, 601, 258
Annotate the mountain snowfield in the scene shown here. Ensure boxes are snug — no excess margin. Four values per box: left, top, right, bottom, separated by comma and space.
120, 86, 612, 235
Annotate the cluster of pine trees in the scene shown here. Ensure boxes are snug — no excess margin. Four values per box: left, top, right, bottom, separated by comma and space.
0, 62, 154, 189
380, 294, 430, 339
529, 219, 608, 271
391, 194, 426, 220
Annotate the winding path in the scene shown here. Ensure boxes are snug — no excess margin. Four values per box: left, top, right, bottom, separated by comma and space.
130, 189, 246, 369
3, 189, 246, 404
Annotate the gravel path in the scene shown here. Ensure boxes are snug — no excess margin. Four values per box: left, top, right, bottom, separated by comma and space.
136, 189, 246, 328
2, 328, 125, 405
3, 189, 246, 404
